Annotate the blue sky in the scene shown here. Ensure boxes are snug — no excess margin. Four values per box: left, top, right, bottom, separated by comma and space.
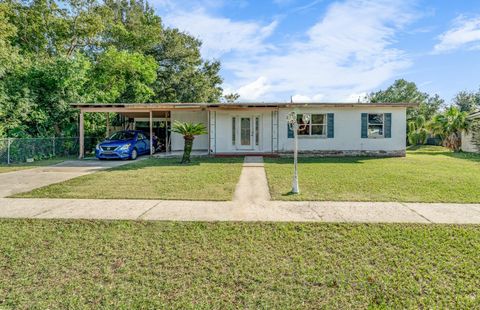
152, 0, 480, 102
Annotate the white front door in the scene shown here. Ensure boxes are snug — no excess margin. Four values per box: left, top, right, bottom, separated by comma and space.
238, 116, 253, 149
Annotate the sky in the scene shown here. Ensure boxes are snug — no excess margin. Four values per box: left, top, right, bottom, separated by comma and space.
152, 0, 480, 103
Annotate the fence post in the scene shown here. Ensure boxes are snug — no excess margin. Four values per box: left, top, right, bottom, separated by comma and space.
52, 136, 55, 157
7, 138, 11, 165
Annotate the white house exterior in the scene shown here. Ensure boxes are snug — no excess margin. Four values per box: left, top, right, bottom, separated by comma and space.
461, 110, 480, 153
73, 102, 416, 158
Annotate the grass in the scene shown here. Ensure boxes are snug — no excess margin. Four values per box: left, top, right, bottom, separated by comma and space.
14, 157, 243, 200
0, 158, 67, 174
0, 220, 478, 308
265, 146, 480, 202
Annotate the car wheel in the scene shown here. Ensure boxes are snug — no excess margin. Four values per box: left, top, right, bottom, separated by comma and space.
130, 149, 138, 160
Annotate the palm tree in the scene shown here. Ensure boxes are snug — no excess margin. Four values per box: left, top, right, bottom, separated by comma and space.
171, 121, 207, 163
428, 107, 471, 151
407, 115, 428, 145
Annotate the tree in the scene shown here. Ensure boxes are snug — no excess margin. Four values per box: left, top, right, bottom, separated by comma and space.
407, 115, 428, 145
171, 121, 207, 163
428, 107, 471, 151
0, 0, 224, 139
223, 93, 240, 103
367, 79, 443, 121
151, 28, 223, 103
453, 90, 480, 113
89, 47, 158, 103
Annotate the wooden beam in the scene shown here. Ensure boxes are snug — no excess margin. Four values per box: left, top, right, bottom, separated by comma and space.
79, 110, 84, 159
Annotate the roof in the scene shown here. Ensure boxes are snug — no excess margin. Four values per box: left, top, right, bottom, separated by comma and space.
71, 102, 418, 109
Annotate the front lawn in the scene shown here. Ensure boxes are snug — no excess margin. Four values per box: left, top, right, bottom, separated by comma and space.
0, 220, 478, 308
14, 157, 243, 200
0, 158, 67, 174
265, 146, 480, 202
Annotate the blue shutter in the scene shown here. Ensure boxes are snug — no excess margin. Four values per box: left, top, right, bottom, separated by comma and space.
384, 113, 392, 138
327, 113, 334, 138
361, 113, 368, 138
287, 124, 294, 138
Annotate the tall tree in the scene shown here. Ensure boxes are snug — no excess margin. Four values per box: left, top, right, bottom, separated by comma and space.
151, 28, 223, 103
367, 79, 443, 122
0, 0, 224, 138
453, 89, 480, 113
89, 47, 157, 103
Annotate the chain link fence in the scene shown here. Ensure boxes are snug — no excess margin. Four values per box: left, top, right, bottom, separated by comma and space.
0, 137, 101, 164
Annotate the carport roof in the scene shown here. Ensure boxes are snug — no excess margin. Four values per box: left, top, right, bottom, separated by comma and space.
71, 102, 419, 109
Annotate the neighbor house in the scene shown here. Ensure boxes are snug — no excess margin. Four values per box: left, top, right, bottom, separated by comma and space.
73, 102, 416, 158
461, 110, 480, 153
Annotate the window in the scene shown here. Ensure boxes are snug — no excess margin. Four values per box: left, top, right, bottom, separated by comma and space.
108, 131, 136, 141
297, 114, 327, 136
137, 133, 146, 140
232, 117, 236, 145
368, 113, 384, 137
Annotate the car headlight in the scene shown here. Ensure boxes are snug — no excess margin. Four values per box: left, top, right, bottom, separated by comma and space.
95, 144, 100, 150
118, 144, 131, 151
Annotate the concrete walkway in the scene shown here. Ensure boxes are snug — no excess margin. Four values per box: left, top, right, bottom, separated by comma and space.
0, 156, 479, 223
0, 159, 136, 198
1, 198, 479, 223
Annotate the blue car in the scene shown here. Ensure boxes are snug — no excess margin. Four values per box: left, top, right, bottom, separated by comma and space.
95, 130, 150, 160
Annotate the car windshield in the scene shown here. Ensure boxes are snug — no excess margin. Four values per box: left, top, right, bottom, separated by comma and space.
108, 131, 136, 141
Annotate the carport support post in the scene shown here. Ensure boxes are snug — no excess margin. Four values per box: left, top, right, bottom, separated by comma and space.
149, 111, 153, 155
106, 112, 110, 137
79, 110, 84, 159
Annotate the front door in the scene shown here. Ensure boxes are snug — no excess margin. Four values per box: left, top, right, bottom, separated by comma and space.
238, 117, 253, 149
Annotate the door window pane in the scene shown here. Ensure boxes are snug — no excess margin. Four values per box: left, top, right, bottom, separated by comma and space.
240, 118, 251, 145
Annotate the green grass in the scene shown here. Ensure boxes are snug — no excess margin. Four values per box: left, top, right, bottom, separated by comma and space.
0, 158, 67, 174
265, 146, 480, 202
14, 157, 243, 200
0, 220, 478, 308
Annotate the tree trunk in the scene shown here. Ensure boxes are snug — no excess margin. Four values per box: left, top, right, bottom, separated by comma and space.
181, 136, 195, 163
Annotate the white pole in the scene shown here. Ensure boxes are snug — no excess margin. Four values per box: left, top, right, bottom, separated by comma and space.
79, 111, 84, 159
7, 138, 11, 165
292, 124, 299, 194
149, 111, 153, 155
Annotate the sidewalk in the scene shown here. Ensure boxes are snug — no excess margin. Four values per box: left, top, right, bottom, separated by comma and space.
1, 198, 479, 223
0, 157, 479, 223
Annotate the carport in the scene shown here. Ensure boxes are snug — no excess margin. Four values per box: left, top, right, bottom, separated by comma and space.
72, 103, 207, 159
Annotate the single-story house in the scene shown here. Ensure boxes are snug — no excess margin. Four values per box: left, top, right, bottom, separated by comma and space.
72, 102, 417, 158
461, 110, 480, 153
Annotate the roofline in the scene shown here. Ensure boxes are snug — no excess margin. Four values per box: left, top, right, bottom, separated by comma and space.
71, 102, 419, 109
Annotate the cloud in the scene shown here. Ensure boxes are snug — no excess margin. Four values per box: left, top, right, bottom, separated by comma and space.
434, 16, 480, 53
226, 0, 416, 101
237, 77, 271, 100
155, 0, 417, 101
162, 9, 278, 59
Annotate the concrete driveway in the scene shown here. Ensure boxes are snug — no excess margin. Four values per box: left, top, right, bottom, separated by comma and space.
0, 159, 134, 198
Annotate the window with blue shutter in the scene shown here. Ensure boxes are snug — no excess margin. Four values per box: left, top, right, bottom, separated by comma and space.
384, 113, 392, 138
361, 113, 368, 138
327, 113, 334, 138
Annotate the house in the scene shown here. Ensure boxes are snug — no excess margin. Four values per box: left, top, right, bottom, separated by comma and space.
72, 102, 417, 158
461, 110, 480, 153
